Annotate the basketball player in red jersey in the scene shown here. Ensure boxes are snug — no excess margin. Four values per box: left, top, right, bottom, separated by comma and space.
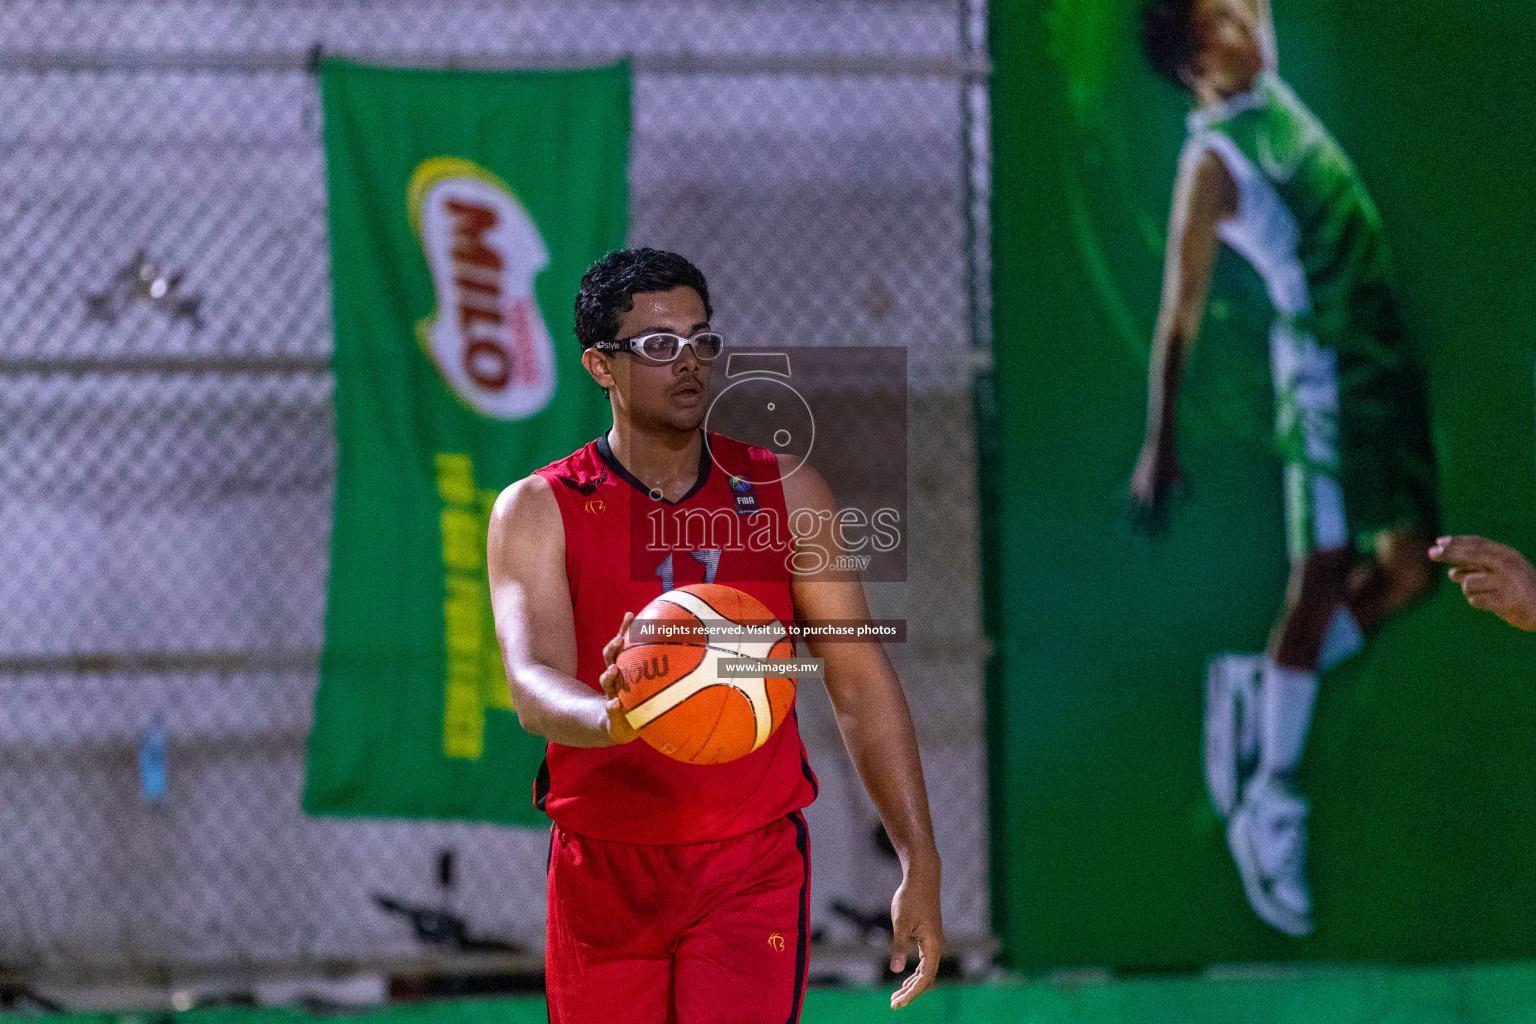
487, 249, 944, 1022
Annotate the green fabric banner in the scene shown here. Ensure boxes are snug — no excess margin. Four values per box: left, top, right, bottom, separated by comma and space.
304, 60, 629, 824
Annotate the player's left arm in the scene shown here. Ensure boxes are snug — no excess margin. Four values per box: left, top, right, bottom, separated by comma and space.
780, 455, 944, 1010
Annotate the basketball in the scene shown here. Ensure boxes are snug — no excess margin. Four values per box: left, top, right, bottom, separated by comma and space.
615, 583, 797, 765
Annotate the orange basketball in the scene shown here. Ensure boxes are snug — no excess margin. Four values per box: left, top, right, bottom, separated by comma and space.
615, 583, 797, 765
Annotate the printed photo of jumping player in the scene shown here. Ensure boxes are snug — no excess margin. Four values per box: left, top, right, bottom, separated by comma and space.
1129, 0, 1440, 936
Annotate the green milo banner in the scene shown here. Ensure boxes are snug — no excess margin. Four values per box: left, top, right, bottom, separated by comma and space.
305, 60, 628, 824
989, 1, 1536, 968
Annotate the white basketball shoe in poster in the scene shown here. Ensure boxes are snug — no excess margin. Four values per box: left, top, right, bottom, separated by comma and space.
1204, 653, 1262, 819
1228, 777, 1314, 937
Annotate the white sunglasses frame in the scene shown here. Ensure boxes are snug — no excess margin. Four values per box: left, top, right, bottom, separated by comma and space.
596, 330, 725, 363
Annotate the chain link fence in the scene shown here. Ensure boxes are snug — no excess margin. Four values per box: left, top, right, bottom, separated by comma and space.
0, 0, 994, 995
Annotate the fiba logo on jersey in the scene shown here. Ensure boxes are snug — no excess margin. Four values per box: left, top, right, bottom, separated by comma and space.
409, 157, 558, 421
729, 475, 760, 515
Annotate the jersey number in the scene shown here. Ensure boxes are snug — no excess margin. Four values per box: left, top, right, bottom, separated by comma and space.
655, 550, 721, 591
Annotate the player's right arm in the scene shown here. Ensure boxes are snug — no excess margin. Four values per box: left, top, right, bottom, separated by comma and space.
1131, 146, 1236, 520
487, 475, 638, 748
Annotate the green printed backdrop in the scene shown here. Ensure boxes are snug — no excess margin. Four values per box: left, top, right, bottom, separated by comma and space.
305, 60, 627, 824
988, 2, 1536, 968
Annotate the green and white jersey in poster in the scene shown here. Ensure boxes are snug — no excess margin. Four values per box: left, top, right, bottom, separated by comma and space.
1186, 71, 1436, 554
304, 60, 629, 824
1186, 72, 1393, 351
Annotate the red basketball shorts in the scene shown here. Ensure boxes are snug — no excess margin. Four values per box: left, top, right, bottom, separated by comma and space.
545, 811, 811, 1024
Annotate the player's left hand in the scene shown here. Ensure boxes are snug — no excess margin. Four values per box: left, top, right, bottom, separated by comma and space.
1429, 535, 1536, 631
888, 858, 944, 1009
598, 612, 640, 745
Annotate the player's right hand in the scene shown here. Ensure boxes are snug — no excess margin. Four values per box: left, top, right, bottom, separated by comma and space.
1129, 438, 1186, 536
1429, 535, 1536, 631
598, 612, 640, 745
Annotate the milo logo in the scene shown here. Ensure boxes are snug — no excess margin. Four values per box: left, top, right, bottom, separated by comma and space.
408, 157, 557, 420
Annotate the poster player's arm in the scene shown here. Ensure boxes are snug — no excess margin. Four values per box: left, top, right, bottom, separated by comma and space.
1241, 0, 1278, 73
487, 475, 637, 748
1139, 148, 1234, 465
779, 457, 943, 1009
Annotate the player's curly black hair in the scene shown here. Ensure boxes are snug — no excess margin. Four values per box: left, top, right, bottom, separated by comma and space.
574, 248, 713, 351
1139, 0, 1201, 91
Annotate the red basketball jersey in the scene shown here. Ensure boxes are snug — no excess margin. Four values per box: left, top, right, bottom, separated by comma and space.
531, 431, 818, 844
